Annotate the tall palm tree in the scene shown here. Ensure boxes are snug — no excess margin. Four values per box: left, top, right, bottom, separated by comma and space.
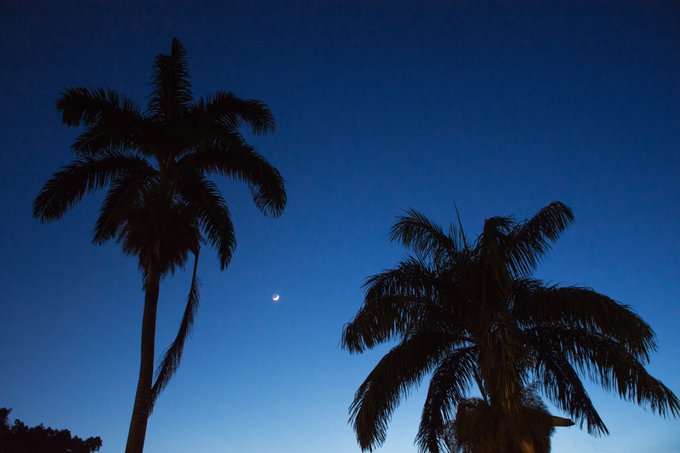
341, 202, 678, 452
33, 39, 286, 453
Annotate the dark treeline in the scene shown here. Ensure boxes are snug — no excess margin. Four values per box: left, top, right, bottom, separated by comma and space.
0, 408, 101, 453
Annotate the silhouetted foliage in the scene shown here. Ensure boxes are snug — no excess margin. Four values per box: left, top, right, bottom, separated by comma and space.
342, 202, 679, 452
443, 386, 555, 453
0, 408, 101, 453
33, 38, 286, 453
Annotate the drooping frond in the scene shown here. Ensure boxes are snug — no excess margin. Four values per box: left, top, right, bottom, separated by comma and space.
341, 258, 438, 353
33, 153, 153, 222
350, 332, 451, 452
505, 202, 574, 277
541, 327, 680, 418
364, 257, 438, 300
57, 87, 142, 128
178, 142, 286, 217
530, 340, 608, 434
417, 347, 477, 453
342, 295, 430, 354
148, 38, 193, 120
184, 110, 247, 152
93, 168, 157, 244
151, 250, 200, 409
199, 90, 275, 135
390, 209, 459, 263
513, 281, 657, 360
177, 172, 235, 269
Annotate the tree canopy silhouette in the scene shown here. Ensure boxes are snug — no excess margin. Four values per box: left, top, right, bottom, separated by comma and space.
0, 408, 102, 453
341, 202, 678, 452
33, 38, 286, 453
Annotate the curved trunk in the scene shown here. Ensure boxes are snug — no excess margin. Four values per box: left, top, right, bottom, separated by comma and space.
125, 257, 161, 453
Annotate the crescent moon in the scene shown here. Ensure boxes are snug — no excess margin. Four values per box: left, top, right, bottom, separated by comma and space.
272, 293, 280, 302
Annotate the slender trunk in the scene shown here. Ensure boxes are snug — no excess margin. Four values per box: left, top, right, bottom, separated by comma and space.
125, 257, 161, 453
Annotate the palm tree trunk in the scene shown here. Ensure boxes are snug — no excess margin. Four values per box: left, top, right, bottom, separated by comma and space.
125, 257, 161, 453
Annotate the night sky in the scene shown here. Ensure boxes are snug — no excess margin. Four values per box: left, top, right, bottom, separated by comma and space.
2, 1, 679, 452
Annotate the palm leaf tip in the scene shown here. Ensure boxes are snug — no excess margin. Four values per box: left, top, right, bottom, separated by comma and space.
340, 323, 366, 354
171, 37, 185, 53
33, 153, 139, 222
246, 162, 286, 217
242, 98, 275, 135
203, 91, 275, 135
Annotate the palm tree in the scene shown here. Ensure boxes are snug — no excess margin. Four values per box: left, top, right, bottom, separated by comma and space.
33, 39, 286, 453
341, 202, 678, 452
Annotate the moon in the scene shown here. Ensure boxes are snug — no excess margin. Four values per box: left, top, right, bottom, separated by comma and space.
272, 293, 280, 302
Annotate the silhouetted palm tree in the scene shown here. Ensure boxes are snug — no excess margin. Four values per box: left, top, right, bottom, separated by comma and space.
341, 202, 678, 452
34, 39, 286, 453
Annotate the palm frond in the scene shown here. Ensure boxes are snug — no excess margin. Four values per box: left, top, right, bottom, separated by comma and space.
531, 344, 608, 434
452, 204, 469, 249
148, 38, 193, 119
350, 332, 451, 452
341, 258, 438, 353
71, 118, 149, 157
198, 90, 275, 135
363, 257, 438, 300
342, 295, 429, 354
92, 169, 157, 244
547, 328, 680, 418
390, 209, 459, 263
513, 281, 656, 360
57, 87, 141, 128
184, 111, 247, 151
176, 172, 235, 269
33, 153, 152, 222
151, 250, 200, 409
417, 347, 477, 453
505, 202, 574, 277
178, 143, 286, 217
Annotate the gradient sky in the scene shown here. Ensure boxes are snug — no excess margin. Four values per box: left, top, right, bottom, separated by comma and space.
2, 1, 679, 452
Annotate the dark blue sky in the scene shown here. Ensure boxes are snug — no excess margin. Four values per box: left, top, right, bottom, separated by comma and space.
2, 1, 679, 452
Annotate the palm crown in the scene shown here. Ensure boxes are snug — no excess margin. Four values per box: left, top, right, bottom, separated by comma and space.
33, 38, 286, 453
34, 39, 285, 272
341, 202, 678, 452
